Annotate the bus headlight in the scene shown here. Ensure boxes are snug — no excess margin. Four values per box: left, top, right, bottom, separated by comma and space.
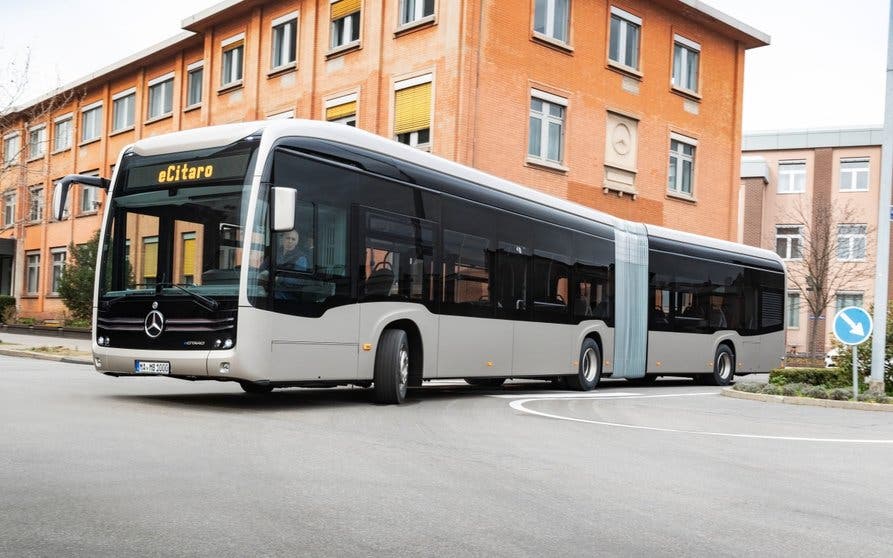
214, 339, 222, 348
222, 338, 233, 349
219, 362, 230, 374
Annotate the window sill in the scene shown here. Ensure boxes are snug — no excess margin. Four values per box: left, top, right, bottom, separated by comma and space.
525, 157, 568, 174
606, 60, 643, 80
603, 184, 638, 199
78, 138, 101, 148
145, 113, 173, 126
267, 62, 297, 78
666, 190, 697, 204
26, 220, 45, 226
670, 85, 702, 102
326, 42, 361, 59
217, 81, 244, 95
109, 126, 135, 138
76, 211, 99, 218
840, 188, 870, 193
183, 103, 202, 113
27, 155, 45, 163
51, 147, 72, 156
394, 16, 436, 37
21, 295, 39, 299
778, 190, 806, 195
531, 33, 574, 54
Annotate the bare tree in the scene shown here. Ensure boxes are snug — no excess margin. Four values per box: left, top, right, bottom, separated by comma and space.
779, 199, 876, 360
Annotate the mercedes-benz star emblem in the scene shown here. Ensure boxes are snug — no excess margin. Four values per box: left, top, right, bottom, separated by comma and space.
144, 310, 165, 339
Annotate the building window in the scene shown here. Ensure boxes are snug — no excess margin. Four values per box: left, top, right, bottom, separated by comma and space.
271, 12, 298, 70
147, 74, 174, 120
394, 75, 432, 150
28, 186, 44, 222
28, 125, 47, 159
221, 35, 245, 87
533, 0, 569, 43
80, 102, 103, 143
786, 292, 800, 329
3, 133, 20, 166
326, 93, 358, 126
836, 292, 863, 313
181, 232, 197, 284
50, 248, 66, 295
330, 0, 361, 50
111, 89, 136, 132
775, 226, 803, 260
81, 186, 98, 214
528, 89, 566, 165
186, 62, 203, 108
400, 0, 434, 26
837, 224, 867, 261
608, 6, 641, 71
778, 161, 806, 193
26, 251, 40, 295
3, 192, 15, 227
672, 35, 700, 93
54, 115, 72, 152
840, 158, 869, 191
142, 236, 159, 286
668, 135, 696, 195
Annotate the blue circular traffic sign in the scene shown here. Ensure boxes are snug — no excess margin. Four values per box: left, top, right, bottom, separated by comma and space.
832, 306, 873, 346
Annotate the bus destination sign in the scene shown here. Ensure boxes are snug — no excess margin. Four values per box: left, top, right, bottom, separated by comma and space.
126, 153, 251, 190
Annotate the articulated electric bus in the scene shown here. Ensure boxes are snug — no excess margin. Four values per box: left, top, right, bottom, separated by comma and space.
54, 120, 785, 404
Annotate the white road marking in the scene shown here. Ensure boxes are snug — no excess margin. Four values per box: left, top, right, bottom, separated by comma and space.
509, 394, 893, 444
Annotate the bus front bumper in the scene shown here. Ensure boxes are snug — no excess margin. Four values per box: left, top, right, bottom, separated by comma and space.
92, 346, 258, 382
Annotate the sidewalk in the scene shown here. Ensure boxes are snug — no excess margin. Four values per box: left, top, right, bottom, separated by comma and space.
0, 330, 93, 365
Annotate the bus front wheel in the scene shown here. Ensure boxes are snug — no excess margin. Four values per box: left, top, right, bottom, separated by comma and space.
567, 338, 602, 391
373, 329, 409, 404
706, 344, 735, 386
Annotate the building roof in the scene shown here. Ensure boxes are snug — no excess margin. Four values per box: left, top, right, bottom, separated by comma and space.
742, 127, 884, 151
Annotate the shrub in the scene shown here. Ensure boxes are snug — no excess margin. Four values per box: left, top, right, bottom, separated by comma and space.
802, 385, 829, 399
0, 295, 15, 324
760, 384, 783, 396
57, 232, 99, 322
781, 384, 801, 397
876, 394, 891, 404
857, 392, 877, 403
828, 388, 852, 401
835, 302, 893, 395
769, 367, 855, 389
734, 383, 762, 393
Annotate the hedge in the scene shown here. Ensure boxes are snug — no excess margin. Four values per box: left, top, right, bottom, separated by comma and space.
0, 295, 15, 323
769, 367, 860, 389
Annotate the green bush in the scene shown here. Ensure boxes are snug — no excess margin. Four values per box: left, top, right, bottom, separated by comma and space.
781, 384, 801, 397
802, 385, 829, 399
734, 383, 762, 393
828, 388, 852, 401
760, 384, 783, 396
769, 367, 855, 389
0, 295, 15, 324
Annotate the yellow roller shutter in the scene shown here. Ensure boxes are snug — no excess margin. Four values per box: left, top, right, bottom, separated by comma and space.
182, 235, 196, 277
326, 101, 357, 121
143, 239, 158, 279
394, 82, 431, 135
331, 0, 361, 20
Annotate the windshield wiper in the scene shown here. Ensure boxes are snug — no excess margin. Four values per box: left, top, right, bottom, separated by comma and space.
101, 284, 156, 309
156, 282, 220, 312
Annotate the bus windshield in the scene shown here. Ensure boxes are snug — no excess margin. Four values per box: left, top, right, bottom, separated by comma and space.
99, 137, 258, 301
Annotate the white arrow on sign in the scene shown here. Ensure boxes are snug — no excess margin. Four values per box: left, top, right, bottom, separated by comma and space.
840, 311, 865, 337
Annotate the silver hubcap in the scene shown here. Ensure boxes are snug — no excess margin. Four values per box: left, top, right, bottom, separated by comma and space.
398, 345, 409, 396
717, 352, 732, 380
582, 347, 598, 383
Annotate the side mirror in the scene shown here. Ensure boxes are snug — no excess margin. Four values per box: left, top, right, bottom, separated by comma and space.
271, 187, 296, 232
52, 181, 69, 222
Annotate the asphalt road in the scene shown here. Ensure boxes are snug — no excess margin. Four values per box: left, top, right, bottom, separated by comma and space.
2, 356, 892, 557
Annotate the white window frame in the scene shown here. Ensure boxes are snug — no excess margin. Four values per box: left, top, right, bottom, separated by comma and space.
80, 185, 98, 214
331, 1, 361, 51
608, 6, 641, 71
147, 73, 174, 120
527, 89, 567, 167
672, 34, 700, 94
668, 133, 697, 196
221, 34, 245, 88
80, 101, 103, 143
775, 225, 803, 261
53, 114, 73, 152
837, 224, 867, 261
111, 88, 136, 132
28, 186, 44, 222
2, 191, 15, 227
50, 247, 67, 295
400, 0, 435, 27
3, 132, 20, 166
185, 61, 204, 108
533, 0, 570, 44
271, 12, 299, 70
778, 160, 806, 194
836, 292, 864, 314
786, 291, 800, 329
325, 92, 358, 126
28, 125, 47, 160
26, 251, 40, 295
839, 158, 869, 192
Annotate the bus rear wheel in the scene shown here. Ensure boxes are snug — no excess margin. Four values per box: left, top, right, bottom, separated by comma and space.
373, 329, 409, 404
464, 378, 506, 387
705, 344, 735, 386
567, 339, 601, 391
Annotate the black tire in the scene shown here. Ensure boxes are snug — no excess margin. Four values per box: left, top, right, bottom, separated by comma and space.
705, 344, 735, 386
566, 338, 602, 391
240, 381, 273, 394
373, 329, 409, 404
464, 377, 507, 387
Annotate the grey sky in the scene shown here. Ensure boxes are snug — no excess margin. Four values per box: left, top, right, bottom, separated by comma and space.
0, 0, 888, 131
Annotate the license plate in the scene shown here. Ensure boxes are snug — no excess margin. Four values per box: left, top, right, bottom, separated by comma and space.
135, 360, 171, 374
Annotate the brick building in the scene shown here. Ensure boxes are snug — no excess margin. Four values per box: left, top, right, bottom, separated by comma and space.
0, 0, 767, 320
741, 127, 891, 355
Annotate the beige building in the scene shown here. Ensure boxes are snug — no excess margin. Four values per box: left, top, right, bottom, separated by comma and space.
740, 127, 888, 355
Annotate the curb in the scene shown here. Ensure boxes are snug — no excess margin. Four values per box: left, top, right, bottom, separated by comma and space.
722, 387, 893, 412
0, 348, 93, 366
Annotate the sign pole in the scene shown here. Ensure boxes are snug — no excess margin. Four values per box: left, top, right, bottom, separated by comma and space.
853, 346, 859, 398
